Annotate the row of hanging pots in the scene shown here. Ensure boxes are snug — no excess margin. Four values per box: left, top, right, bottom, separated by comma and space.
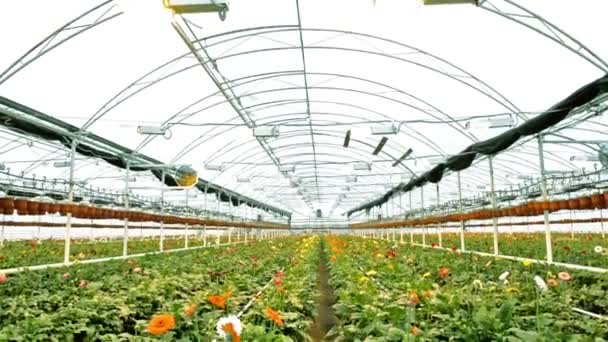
353, 192, 608, 229
0, 197, 287, 229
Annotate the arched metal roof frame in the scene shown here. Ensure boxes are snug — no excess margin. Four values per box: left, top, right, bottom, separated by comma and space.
1, 1, 606, 221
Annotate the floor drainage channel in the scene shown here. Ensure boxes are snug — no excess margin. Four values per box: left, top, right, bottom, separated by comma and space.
308, 238, 338, 341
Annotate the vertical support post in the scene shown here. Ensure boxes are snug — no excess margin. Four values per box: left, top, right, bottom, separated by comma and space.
184, 188, 189, 249
409, 191, 413, 244
489, 157, 499, 256
436, 183, 442, 248
64, 137, 78, 265
421, 187, 426, 247
203, 225, 207, 247
122, 161, 130, 257
457, 172, 466, 252
160, 171, 165, 252
538, 136, 553, 263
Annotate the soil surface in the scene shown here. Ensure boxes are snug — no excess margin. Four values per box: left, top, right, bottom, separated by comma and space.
308, 239, 337, 341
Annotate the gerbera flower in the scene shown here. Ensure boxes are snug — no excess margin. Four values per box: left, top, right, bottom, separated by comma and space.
266, 307, 283, 326
184, 303, 196, 317
411, 325, 421, 336
431, 242, 439, 248
217, 315, 242, 342
274, 278, 283, 286
438, 267, 450, 279
422, 290, 433, 299
147, 314, 176, 336
408, 291, 420, 306
0, 273, 8, 284
522, 259, 533, 267
558, 272, 571, 281
547, 278, 558, 287
451, 246, 458, 252
330, 255, 337, 262
594, 246, 604, 254
223, 290, 233, 299
209, 295, 226, 309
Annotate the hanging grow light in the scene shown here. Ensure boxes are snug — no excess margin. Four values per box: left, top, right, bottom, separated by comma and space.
163, 0, 229, 20
204, 163, 225, 171
371, 124, 397, 135
279, 165, 295, 173
53, 161, 71, 168
353, 162, 371, 171
346, 175, 358, 183
253, 126, 280, 138
423, 0, 478, 5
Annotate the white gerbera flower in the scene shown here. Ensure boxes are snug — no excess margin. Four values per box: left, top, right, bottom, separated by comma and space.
216, 315, 242, 339
594, 246, 604, 254
498, 271, 510, 282
534, 275, 548, 292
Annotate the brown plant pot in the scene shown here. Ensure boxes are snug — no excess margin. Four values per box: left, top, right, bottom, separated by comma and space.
591, 193, 605, 209
0, 197, 15, 215
569, 199, 581, 210
14, 198, 29, 215
579, 196, 592, 210
549, 201, 560, 212
39, 202, 50, 214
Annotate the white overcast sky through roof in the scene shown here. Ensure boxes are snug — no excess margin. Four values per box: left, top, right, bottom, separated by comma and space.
0, 1, 607, 221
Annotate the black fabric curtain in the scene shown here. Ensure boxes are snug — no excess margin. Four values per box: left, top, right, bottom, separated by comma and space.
347, 73, 608, 217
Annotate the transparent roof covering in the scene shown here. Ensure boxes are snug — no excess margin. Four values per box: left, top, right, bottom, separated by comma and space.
0, 0, 607, 223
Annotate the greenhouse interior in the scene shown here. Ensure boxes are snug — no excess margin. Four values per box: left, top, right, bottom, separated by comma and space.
1, 0, 608, 340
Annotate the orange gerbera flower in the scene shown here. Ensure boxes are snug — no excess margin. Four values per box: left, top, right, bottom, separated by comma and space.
208, 295, 226, 309
408, 291, 420, 306
266, 307, 284, 326
147, 314, 176, 336
438, 267, 450, 279
411, 325, 421, 336
221, 322, 241, 342
223, 290, 233, 299
184, 303, 196, 317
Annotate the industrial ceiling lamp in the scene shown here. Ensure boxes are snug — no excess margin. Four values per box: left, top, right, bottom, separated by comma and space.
371, 123, 398, 135
279, 164, 295, 173
204, 163, 225, 171
253, 126, 280, 138
465, 116, 514, 130
422, 0, 478, 5
346, 175, 358, 183
353, 162, 371, 171
163, 0, 229, 20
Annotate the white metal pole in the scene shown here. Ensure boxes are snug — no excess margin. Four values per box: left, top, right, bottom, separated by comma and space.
421, 187, 426, 247
185, 189, 189, 249
538, 136, 553, 263
409, 191, 414, 244
122, 162, 130, 257
203, 225, 207, 247
457, 172, 466, 252
64, 138, 77, 265
160, 171, 165, 252
489, 157, 499, 256
436, 183, 442, 248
